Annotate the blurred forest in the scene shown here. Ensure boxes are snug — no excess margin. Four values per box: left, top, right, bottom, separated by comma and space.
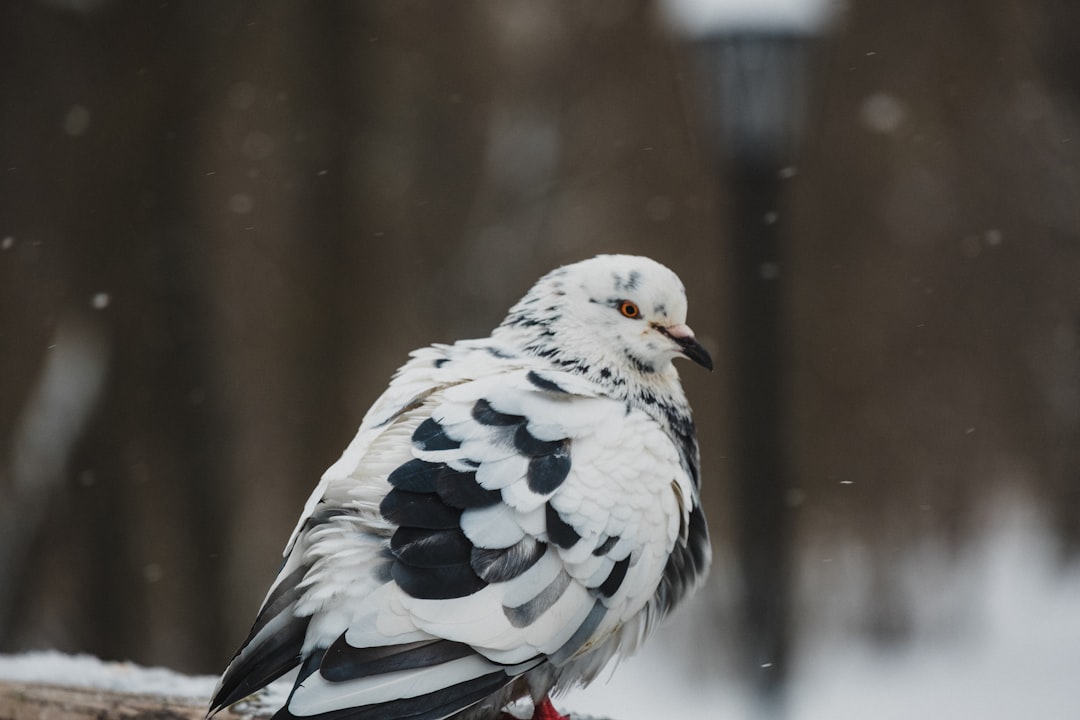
2, 0, 1079, 713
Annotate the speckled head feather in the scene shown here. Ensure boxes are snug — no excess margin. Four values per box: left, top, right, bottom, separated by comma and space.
496, 254, 711, 387
210, 254, 712, 720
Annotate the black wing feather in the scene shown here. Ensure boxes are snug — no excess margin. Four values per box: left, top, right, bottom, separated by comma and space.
320, 635, 476, 681
272, 672, 511, 720
209, 565, 312, 713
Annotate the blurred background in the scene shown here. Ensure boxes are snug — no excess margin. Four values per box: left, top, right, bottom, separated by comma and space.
2, 0, 1079, 718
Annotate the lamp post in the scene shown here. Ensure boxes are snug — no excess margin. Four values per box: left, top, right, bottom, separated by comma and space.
662, 0, 838, 713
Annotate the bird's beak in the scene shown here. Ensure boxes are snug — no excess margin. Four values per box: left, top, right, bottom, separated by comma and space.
658, 323, 713, 371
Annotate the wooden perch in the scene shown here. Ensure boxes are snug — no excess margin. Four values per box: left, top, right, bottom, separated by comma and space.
0, 679, 608, 720
0, 680, 264, 720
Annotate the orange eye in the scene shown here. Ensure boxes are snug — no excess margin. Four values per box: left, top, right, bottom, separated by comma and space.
618, 300, 641, 319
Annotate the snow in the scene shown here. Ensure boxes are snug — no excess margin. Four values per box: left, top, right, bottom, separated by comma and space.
564, 498, 1080, 720
859, 92, 908, 134
0, 651, 293, 714
0, 651, 216, 699
62, 105, 92, 137
2, 499, 1077, 719
228, 193, 255, 215
660, 0, 843, 38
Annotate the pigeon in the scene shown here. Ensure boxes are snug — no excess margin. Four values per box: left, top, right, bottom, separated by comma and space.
209, 254, 712, 720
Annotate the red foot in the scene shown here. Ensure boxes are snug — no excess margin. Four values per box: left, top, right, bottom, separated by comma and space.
532, 696, 568, 720
496, 696, 568, 720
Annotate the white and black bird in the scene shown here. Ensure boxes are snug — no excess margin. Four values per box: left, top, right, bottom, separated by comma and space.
209, 254, 712, 720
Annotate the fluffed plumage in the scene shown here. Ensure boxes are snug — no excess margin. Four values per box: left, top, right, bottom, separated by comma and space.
209, 254, 712, 720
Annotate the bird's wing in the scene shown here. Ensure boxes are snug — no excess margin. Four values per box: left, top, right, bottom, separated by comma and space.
213, 359, 699, 720
209, 346, 462, 714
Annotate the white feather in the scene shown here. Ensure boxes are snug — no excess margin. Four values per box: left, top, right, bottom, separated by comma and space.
212, 255, 713, 720
288, 655, 500, 714
460, 502, 527, 548
496, 548, 564, 609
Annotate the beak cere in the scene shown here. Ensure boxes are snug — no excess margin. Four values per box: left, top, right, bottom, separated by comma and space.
658, 323, 714, 371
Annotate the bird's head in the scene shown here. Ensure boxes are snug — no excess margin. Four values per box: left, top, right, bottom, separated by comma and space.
498, 254, 713, 378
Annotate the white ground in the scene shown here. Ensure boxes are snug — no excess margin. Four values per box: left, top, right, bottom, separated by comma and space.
2, 500, 1077, 719
565, 500, 1080, 720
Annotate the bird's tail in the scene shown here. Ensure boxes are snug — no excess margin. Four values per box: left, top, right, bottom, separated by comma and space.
208, 563, 312, 716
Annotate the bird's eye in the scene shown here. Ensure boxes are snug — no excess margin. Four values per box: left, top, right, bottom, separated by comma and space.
618, 300, 641, 319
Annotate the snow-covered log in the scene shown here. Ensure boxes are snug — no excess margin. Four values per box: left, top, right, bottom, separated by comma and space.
0, 652, 268, 720
0, 652, 608, 720
0, 680, 261, 720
